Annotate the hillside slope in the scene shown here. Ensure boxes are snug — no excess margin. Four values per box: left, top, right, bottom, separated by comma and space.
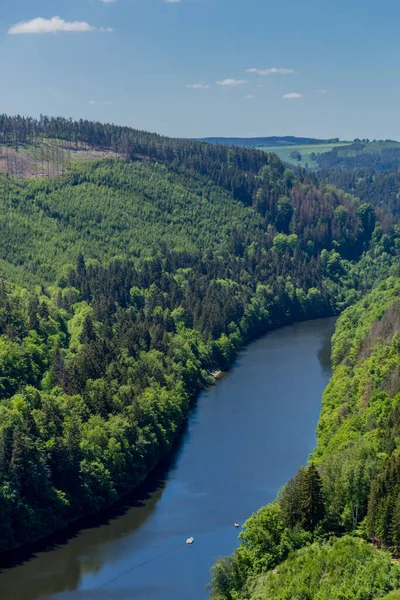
210, 277, 400, 600
317, 141, 400, 170
0, 159, 265, 283
0, 114, 400, 554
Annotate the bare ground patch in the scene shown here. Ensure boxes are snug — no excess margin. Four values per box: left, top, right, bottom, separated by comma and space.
0, 142, 123, 179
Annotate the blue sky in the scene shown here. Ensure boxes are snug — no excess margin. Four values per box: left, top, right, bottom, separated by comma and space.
1, 0, 400, 139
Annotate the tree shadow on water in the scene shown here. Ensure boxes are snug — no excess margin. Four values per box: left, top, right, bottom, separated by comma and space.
0, 408, 195, 577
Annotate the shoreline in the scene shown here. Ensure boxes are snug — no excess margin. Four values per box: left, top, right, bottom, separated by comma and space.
210, 369, 223, 379
0, 314, 336, 562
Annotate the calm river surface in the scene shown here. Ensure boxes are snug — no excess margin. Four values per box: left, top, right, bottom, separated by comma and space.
0, 317, 336, 600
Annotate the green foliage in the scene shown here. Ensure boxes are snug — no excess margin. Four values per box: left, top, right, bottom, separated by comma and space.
300, 463, 325, 531
311, 279, 400, 546
317, 141, 400, 171
289, 150, 302, 161
251, 536, 400, 600
322, 168, 400, 219
210, 504, 311, 600
279, 463, 325, 532
210, 280, 400, 599
383, 592, 400, 599
0, 114, 400, 559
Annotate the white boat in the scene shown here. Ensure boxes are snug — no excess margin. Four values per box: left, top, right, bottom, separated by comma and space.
186, 537, 194, 544
234, 522, 239, 528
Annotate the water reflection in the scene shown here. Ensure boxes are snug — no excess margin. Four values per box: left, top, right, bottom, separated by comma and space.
0, 318, 336, 600
317, 319, 335, 375
0, 466, 171, 600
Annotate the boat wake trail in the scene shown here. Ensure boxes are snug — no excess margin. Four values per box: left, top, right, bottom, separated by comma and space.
96, 543, 187, 589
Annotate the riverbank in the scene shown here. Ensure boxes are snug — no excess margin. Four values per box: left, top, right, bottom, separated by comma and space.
210, 369, 223, 379
210, 278, 400, 600
0, 306, 337, 558
0, 318, 336, 600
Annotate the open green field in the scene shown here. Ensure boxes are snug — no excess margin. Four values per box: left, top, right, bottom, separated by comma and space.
257, 142, 351, 168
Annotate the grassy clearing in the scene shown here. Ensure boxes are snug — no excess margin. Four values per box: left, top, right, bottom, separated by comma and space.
257, 142, 350, 168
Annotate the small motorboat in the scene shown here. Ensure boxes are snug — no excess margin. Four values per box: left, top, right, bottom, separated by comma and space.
234, 522, 239, 528
186, 537, 194, 545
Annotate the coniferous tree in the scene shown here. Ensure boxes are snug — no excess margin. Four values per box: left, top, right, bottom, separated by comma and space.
80, 314, 96, 344
279, 466, 306, 528
51, 346, 68, 390
300, 463, 325, 531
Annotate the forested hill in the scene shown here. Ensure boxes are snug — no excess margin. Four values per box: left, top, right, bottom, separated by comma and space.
0, 114, 400, 554
194, 136, 338, 148
210, 278, 400, 600
0, 113, 270, 186
0, 116, 333, 152
321, 167, 400, 220
316, 140, 400, 171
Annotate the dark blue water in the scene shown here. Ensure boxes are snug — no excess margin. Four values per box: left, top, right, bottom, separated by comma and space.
0, 317, 336, 600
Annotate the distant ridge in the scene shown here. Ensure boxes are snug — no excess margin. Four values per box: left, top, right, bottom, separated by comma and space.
194, 136, 341, 147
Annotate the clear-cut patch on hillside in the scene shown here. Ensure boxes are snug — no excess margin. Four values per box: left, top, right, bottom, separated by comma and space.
0, 141, 122, 179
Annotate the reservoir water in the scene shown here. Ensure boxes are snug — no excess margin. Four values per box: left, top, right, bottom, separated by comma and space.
0, 317, 336, 600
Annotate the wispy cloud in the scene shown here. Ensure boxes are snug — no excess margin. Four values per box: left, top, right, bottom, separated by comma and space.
165, 0, 183, 3
217, 79, 248, 86
101, 0, 117, 3
316, 89, 328, 94
186, 83, 210, 89
8, 16, 112, 35
245, 95, 254, 100
247, 67, 295, 76
283, 92, 302, 99
89, 100, 113, 105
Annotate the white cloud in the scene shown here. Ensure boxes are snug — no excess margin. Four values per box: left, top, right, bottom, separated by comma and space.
8, 16, 111, 35
283, 92, 302, 99
247, 67, 295, 76
186, 83, 210, 89
165, 0, 183, 3
217, 79, 248, 86
316, 89, 328, 93
89, 100, 113, 105
101, 0, 117, 2
245, 95, 254, 100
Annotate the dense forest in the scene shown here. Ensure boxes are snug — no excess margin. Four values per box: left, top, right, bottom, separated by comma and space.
321, 167, 400, 220
0, 114, 400, 563
0, 116, 336, 152
210, 277, 400, 600
316, 141, 400, 171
